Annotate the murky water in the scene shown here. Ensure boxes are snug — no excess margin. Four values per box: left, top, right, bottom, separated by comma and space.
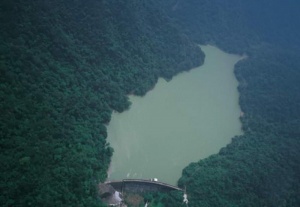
107, 45, 243, 185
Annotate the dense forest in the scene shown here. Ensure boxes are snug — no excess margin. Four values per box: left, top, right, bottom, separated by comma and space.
164, 0, 300, 206
0, 1, 202, 206
1, 0, 300, 206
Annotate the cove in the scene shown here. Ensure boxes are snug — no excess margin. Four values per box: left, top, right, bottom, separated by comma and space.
107, 45, 244, 185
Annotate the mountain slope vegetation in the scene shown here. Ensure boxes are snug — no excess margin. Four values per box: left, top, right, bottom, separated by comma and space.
0, 1, 202, 206
1, 0, 300, 206
163, 0, 300, 206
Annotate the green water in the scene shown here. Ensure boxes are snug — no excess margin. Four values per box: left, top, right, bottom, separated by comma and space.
107, 45, 244, 185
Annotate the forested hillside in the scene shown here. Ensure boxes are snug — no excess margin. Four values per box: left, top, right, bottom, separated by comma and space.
1, 0, 300, 206
162, 0, 300, 206
0, 1, 203, 206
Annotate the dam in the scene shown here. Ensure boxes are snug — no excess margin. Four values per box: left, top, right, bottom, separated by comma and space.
106, 179, 183, 193
99, 179, 183, 206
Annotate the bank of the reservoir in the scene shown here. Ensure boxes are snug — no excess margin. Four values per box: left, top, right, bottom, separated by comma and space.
107, 45, 244, 185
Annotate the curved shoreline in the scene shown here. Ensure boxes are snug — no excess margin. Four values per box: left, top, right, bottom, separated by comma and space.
107, 45, 244, 185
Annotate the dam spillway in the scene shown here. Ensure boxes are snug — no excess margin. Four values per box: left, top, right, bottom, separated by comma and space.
105, 179, 183, 194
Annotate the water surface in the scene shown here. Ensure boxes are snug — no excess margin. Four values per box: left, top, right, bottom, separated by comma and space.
107, 45, 243, 185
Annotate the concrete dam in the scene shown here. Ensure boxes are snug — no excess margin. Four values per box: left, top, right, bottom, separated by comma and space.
106, 179, 183, 194
99, 179, 186, 206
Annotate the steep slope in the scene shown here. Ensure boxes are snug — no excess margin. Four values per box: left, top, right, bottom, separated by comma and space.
0, 1, 203, 206
162, 0, 300, 206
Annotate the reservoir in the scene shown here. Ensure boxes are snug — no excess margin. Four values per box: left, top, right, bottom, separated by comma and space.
107, 45, 244, 185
